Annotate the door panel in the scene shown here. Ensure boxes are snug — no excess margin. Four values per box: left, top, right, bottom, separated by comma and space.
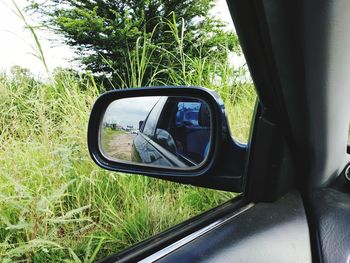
154, 191, 311, 263
308, 187, 350, 263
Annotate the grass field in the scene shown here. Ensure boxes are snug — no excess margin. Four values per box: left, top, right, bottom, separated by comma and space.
0, 10, 256, 261
0, 70, 255, 262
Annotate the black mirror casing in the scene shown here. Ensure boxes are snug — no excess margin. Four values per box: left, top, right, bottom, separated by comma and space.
88, 86, 248, 192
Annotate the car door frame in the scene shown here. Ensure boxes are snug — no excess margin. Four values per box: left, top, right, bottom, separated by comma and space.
97, 0, 350, 261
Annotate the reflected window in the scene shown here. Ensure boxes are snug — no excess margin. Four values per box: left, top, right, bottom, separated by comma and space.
176, 102, 201, 126
152, 98, 211, 164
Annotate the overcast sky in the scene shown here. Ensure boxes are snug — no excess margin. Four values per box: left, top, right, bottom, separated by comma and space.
0, 0, 236, 77
103, 97, 161, 128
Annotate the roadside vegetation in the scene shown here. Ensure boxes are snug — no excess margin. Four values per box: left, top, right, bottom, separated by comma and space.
0, 4, 256, 263
100, 127, 134, 161
30, 0, 240, 88
0, 67, 255, 262
100, 127, 124, 151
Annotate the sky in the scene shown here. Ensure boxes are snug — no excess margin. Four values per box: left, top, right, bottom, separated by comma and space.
0, 0, 237, 77
0, 0, 76, 77
103, 97, 161, 129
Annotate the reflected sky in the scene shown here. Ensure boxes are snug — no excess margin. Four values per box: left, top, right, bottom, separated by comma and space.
103, 96, 161, 129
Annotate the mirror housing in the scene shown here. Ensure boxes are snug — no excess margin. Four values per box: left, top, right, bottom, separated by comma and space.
88, 86, 248, 192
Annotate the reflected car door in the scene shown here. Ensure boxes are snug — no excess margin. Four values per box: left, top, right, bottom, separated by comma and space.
145, 97, 210, 167
131, 97, 173, 167
132, 97, 199, 168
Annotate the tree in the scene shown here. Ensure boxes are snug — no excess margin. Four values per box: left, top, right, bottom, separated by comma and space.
30, 0, 239, 88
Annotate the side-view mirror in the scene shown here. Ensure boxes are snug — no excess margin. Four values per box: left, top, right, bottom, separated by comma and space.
88, 86, 248, 192
138, 120, 144, 131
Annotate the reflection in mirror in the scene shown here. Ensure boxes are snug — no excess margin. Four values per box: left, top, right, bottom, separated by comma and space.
99, 96, 212, 169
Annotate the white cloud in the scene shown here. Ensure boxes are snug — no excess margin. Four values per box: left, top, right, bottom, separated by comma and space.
104, 96, 161, 128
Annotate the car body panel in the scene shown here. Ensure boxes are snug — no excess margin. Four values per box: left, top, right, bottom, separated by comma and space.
132, 132, 188, 168
131, 133, 176, 167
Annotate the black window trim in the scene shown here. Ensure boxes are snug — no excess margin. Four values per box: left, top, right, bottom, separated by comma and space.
141, 97, 166, 137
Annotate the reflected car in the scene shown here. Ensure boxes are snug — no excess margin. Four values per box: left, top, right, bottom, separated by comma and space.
131, 97, 211, 168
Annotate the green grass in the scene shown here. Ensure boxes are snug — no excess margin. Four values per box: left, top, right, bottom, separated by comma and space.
0, 69, 256, 262
0, 6, 256, 261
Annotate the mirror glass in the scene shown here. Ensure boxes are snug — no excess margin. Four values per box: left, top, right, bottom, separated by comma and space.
99, 96, 212, 169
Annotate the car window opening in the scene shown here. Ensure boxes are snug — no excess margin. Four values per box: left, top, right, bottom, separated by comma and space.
146, 97, 211, 166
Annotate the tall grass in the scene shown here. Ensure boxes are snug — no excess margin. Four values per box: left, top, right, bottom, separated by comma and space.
0, 71, 240, 262
110, 14, 257, 142
0, 7, 256, 262
11, 0, 49, 75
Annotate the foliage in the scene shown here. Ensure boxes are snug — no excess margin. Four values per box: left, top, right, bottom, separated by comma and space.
0, 3, 256, 260
0, 39, 255, 260
29, 0, 240, 88
0, 65, 252, 261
